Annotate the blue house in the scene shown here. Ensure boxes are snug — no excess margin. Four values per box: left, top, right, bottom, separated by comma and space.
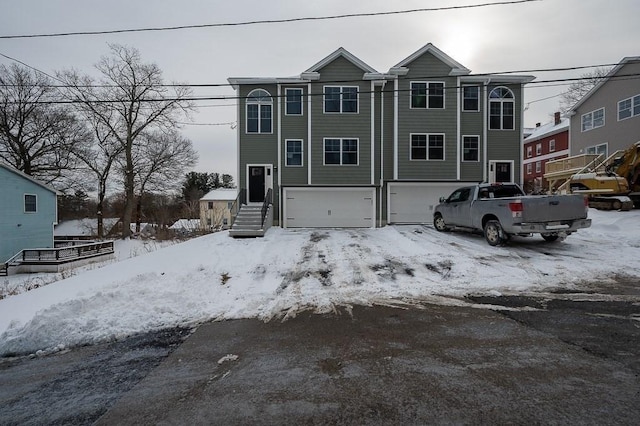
0, 163, 59, 263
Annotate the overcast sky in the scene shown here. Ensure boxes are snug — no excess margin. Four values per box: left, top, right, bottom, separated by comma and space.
1, 0, 639, 181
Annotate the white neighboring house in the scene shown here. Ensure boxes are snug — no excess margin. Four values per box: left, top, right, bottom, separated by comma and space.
54, 218, 120, 239
168, 219, 202, 236
200, 189, 238, 231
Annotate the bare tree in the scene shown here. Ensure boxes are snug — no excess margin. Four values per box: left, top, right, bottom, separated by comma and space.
57, 44, 193, 238
559, 67, 611, 114
131, 129, 197, 232
0, 63, 86, 186
72, 116, 124, 238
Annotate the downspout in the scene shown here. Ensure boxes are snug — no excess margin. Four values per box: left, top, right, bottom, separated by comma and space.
393, 77, 399, 180
370, 80, 375, 186
308, 82, 312, 185
379, 80, 386, 228
483, 79, 490, 182
277, 84, 282, 227
456, 76, 461, 180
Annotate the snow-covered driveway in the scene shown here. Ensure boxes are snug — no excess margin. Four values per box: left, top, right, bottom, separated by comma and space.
1, 209, 639, 356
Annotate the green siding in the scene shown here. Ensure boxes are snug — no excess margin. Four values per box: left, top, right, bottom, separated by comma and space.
310, 57, 372, 185
0, 166, 57, 262
486, 84, 523, 183
396, 52, 458, 180
280, 84, 308, 186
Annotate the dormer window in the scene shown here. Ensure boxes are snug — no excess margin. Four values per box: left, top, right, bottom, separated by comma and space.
246, 89, 272, 133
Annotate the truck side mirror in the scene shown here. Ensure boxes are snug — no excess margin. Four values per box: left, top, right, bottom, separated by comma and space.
439, 196, 446, 203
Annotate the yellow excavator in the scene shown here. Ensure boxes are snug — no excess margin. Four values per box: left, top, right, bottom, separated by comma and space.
567, 141, 640, 210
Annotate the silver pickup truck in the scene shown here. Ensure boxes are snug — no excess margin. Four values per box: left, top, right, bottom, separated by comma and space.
433, 183, 592, 246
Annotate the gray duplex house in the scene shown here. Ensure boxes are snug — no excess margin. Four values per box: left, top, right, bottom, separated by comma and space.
568, 56, 640, 158
228, 43, 534, 229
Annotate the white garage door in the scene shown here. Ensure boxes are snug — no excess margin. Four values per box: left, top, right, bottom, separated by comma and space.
388, 182, 473, 224
284, 188, 375, 228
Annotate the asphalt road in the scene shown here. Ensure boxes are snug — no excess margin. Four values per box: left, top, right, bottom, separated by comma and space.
1, 284, 639, 426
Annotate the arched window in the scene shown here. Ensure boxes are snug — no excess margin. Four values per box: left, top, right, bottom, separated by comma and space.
489, 87, 515, 130
246, 89, 272, 133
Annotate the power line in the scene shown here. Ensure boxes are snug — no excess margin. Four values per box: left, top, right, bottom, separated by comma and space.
0, 1, 541, 39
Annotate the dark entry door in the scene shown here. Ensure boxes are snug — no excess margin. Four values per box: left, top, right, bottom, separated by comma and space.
495, 162, 512, 182
248, 166, 265, 202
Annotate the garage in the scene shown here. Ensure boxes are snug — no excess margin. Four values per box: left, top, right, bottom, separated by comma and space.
283, 187, 375, 228
387, 182, 473, 224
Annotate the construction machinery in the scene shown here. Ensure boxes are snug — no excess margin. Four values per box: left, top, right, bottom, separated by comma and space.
544, 141, 640, 211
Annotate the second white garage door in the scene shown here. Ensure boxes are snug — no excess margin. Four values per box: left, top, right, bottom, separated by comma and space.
283, 188, 375, 228
388, 182, 473, 224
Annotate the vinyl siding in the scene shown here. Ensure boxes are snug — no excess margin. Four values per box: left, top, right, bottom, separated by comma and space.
486, 84, 524, 183
280, 84, 308, 186
0, 167, 57, 262
309, 56, 372, 185
460, 85, 485, 181
396, 52, 458, 180
570, 61, 640, 156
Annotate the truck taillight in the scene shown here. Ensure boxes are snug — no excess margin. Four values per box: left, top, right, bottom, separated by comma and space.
584, 196, 589, 211
508, 201, 523, 212
509, 200, 523, 218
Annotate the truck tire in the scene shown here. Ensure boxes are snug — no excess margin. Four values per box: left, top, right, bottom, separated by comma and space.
433, 214, 449, 232
484, 220, 506, 246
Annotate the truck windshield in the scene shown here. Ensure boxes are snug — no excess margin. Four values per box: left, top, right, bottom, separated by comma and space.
485, 185, 523, 199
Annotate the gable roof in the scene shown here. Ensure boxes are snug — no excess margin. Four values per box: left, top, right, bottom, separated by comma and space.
304, 47, 378, 74
390, 43, 471, 76
524, 117, 569, 143
0, 162, 60, 195
569, 56, 640, 113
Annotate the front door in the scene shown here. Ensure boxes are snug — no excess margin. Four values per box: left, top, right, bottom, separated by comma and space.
248, 166, 266, 203
489, 161, 513, 183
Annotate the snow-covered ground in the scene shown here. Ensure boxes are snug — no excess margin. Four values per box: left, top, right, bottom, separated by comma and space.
1, 209, 639, 356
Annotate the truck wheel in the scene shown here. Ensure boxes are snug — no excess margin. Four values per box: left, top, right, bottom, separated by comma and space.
541, 234, 559, 242
484, 220, 506, 246
433, 214, 449, 232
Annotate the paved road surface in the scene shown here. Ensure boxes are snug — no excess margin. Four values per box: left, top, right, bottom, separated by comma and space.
1, 294, 639, 425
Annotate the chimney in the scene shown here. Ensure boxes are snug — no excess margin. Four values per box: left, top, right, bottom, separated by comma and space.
536, 122, 541, 127
554, 112, 561, 125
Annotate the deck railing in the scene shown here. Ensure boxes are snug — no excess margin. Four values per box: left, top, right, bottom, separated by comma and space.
6, 240, 115, 266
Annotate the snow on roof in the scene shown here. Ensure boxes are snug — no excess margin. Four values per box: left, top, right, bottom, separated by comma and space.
200, 188, 238, 201
524, 117, 569, 143
54, 218, 120, 236
169, 219, 201, 230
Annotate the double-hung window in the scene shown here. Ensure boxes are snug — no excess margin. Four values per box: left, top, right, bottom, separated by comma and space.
24, 194, 37, 213
527, 146, 532, 158
246, 89, 272, 133
410, 134, 445, 160
411, 82, 444, 109
286, 140, 303, 166
581, 107, 605, 132
488, 87, 515, 130
462, 86, 479, 111
285, 88, 303, 115
536, 143, 542, 155
549, 139, 556, 152
618, 94, 640, 121
324, 138, 358, 165
324, 86, 358, 113
462, 136, 479, 162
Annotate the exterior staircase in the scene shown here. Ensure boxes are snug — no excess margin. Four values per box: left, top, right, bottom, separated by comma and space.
229, 204, 272, 238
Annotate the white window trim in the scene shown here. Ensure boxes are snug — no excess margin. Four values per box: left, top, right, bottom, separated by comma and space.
535, 161, 541, 173
536, 143, 542, 156
549, 139, 556, 152
285, 88, 303, 116
526, 163, 532, 175
410, 81, 445, 109
322, 138, 360, 166
617, 94, 640, 121
285, 139, 304, 167
245, 88, 273, 134
409, 133, 446, 161
323, 86, 359, 114
461, 135, 480, 162
24, 193, 37, 213
526, 146, 532, 158
488, 86, 515, 130
581, 107, 605, 132
462, 85, 480, 112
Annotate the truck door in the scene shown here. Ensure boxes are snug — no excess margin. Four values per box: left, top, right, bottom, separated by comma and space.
444, 187, 472, 226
